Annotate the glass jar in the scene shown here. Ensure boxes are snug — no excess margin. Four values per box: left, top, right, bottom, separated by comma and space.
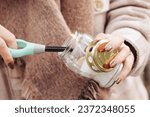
59, 32, 123, 88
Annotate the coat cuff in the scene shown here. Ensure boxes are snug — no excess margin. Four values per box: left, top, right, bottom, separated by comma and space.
110, 28, 150, 76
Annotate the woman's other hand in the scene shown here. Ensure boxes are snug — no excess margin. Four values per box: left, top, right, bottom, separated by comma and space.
95, 33, 134, 84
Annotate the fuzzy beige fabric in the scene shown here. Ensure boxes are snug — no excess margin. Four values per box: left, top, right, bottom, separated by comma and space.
106, 0, 150, 76
105, 0, 150, 99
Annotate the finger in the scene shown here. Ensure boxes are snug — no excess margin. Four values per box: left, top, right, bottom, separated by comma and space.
105, 35, 124, 51
95, 33, 112, 52
0, 25, 17, 49
115, 53, 134, 84
110, 44, 131, 67
0, 37, 14, 69
95, 33, 110, 40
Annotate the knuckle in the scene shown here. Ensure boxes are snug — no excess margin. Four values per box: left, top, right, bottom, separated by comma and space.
96, 33, 104, 38
119, 74, 125, 81
11, 34, 16, 40
125, 45, 130, 52
7, 36, 16, 44
116, 56, 123, 63
125, 62, 132, 71
5, 57, 13, 63
116, 53, 125, 63
0, 40, 6, 49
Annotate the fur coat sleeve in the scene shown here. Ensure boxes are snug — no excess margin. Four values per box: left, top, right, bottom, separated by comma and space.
106, 0, 150, 75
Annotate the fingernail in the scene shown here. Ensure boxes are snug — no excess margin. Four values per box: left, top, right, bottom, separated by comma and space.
116, 80, 121, 84
116, 78, 121, 84
110, 60, 117, 68
8, 62, 14, 69
105, 44, 112, 51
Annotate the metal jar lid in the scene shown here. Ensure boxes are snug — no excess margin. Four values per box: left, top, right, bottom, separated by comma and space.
86, 39, 118, 72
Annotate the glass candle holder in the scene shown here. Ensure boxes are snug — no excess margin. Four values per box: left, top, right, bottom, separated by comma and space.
59, 32, 122, 88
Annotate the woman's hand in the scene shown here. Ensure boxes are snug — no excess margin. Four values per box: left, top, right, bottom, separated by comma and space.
95, 33, 134, 84
0, 24, 17, 69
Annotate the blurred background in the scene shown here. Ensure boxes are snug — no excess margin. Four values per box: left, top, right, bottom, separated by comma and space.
144, 62, 150, 99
